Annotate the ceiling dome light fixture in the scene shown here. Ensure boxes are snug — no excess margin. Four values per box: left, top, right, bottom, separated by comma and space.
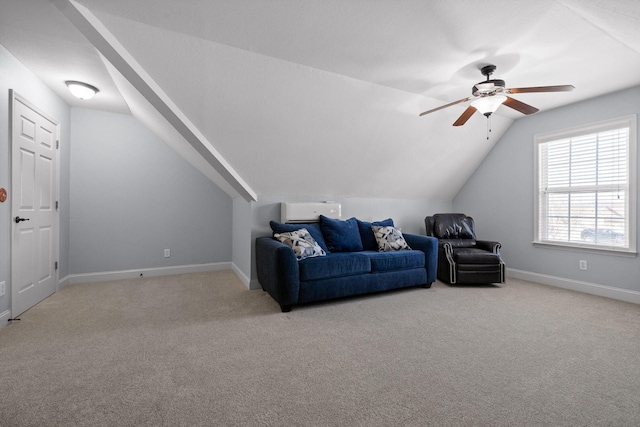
471, 94, 507, 117
65, 80, 99, 100
471, 94, 508, 140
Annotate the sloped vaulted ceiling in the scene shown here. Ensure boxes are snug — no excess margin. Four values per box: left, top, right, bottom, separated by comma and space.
2, 0, 640, 201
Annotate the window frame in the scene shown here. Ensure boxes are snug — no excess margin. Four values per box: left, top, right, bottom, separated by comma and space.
533, 114, 637, 255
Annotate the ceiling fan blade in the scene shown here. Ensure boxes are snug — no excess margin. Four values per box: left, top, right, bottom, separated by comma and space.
503, 96, 539, 115
419, 97, 472, 116
452, 105, 477, 126
507, 85, 575, 94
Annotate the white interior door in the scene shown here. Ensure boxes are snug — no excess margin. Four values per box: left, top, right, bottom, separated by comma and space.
11, 92, 59, 317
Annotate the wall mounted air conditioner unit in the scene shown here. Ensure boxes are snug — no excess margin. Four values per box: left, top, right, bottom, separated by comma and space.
281, 202, 341, 223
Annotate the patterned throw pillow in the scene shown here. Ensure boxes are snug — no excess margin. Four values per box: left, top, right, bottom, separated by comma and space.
357, 218, 394, 251
270, 220, 330, 253
371, 225, 411, 252
274, 228, 327, 260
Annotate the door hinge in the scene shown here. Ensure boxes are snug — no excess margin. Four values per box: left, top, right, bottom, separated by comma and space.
55, 201, 59, 210
55, 261, 58, 270
56, 140, 59, 149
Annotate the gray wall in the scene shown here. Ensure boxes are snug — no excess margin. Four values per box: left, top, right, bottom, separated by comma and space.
0, 44, 71, 318
250, 195, 452, 287
453, 86, 640, 293
232, 197, 252, 285
69, 108, 232, 274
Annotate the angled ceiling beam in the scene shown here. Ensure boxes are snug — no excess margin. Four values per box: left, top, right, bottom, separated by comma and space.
54, 0, 257, 202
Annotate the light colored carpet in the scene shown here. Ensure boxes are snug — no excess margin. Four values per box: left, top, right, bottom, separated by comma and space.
1, 270, 639, 426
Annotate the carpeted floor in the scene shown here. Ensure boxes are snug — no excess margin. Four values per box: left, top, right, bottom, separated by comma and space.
1, 270, 639, 426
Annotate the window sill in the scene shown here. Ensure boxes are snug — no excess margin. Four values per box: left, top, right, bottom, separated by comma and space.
532, 240, 637, 257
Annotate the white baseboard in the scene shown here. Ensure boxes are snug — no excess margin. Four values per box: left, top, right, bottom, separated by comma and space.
507, 268, 640, 305
249, 279, 262, 291
0, 310, 11, 330
231, 263, 251, 289
60, 262, 233, 287
59, 275, 70, 290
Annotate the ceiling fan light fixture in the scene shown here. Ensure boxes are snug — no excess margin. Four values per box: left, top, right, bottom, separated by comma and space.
471, 94, 507, 116
65, 80, 99, 100
418, 64, 574, 127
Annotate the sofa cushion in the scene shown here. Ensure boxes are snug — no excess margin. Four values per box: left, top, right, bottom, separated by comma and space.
319, 215, 363, 252
270, 220, 329, 253
372, 225, 411, 251
366, 250, 425, 272
357, 218, 394, 251
298, 252, 371, 281
273, 228, 326, 261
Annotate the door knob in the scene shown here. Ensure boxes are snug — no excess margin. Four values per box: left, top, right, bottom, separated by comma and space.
15, 216, 30, 223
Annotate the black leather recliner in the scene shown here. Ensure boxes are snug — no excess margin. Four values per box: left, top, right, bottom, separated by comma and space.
425, 213, 505, 285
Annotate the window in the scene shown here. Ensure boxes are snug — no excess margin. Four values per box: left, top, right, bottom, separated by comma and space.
534, 115, 637, 254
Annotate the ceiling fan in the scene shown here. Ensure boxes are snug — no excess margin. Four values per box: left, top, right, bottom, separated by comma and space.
419, 65, 574, 126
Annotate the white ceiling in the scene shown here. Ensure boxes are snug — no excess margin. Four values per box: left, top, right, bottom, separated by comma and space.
2, 0, 640, 201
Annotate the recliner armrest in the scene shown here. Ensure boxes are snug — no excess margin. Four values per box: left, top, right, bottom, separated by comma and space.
476, 240, 502, 254
439, 241, 455, 263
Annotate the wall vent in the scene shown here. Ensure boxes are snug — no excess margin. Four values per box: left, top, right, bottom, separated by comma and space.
281, 202, 341, 223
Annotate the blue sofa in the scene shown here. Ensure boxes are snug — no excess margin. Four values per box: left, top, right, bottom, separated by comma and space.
255, 217, 438, 312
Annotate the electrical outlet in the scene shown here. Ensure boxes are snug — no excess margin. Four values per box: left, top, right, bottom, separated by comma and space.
579, 260, 587, 271
0, 281, 5, 297
164, 249, 171, 258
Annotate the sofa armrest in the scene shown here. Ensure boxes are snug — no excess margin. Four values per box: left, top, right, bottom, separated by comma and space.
255, 237, 300, 310
403, 233, 438, 284
476, 240, 502, 254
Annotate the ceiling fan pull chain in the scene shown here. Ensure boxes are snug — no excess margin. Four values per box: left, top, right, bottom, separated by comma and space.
486, 115, 491, 140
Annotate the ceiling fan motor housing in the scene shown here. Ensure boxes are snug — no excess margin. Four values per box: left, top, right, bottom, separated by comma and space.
472, 79, 505, 96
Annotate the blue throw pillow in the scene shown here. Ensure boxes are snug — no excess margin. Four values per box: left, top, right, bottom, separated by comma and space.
319, 215, 363, 252
270, 221, 330, 253
357, 218, 394, 251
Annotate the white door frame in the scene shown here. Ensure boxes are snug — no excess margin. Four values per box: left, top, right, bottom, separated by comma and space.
10, 90, 60, 318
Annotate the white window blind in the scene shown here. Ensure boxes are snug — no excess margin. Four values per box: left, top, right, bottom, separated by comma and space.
535, 115, 637, 253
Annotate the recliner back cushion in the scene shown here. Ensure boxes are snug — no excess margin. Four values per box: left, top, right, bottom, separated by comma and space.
433, 214, 476, 239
